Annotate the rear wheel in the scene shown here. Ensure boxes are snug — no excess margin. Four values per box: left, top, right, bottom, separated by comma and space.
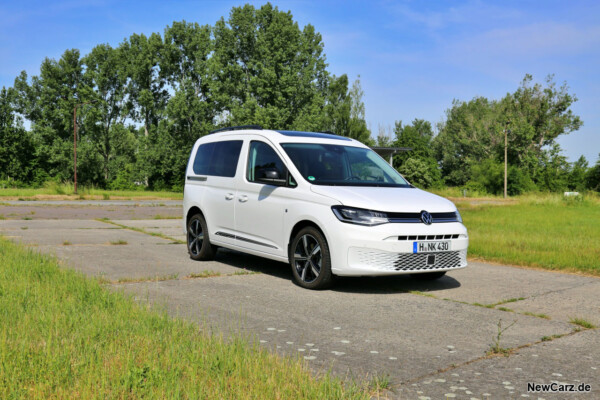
289, 227, 333, 290
411, 271, 447, 280
187, 213, 217, 261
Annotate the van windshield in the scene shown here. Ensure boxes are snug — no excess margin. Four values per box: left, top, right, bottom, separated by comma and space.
280, 143, 410, 187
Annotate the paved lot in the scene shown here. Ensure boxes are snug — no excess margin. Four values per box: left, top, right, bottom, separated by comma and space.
1, 202, 598, 399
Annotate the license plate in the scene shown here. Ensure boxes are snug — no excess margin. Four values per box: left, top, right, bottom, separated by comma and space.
413, 241, 450, 253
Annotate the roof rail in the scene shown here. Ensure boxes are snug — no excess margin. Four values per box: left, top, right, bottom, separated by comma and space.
209, 125, 263, 134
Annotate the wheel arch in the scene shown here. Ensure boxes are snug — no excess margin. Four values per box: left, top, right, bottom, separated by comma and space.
186, 206, 204, 228
287, 219, 329, 260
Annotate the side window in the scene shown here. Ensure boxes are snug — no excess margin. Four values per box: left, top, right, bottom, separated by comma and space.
193, 142, 215, 175
247, 141, 288, 183
193, 140, 243, 177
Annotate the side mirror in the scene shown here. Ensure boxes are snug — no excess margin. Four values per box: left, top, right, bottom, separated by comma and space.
256, 168, 287, 186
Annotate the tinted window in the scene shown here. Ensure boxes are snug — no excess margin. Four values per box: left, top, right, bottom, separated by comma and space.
193, 140, 243, 177
247, 141, 288, 183
281, 143, 409, 187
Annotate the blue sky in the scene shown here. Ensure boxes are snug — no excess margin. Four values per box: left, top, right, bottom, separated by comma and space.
1, 0, 599, 163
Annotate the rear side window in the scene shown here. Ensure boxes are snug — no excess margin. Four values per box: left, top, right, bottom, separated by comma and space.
193, 140, 243, 177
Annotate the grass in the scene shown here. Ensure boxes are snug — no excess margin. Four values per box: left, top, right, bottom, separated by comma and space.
541, 334, 565, 342
187, 270, 222, 279
456, 194, 600, 275
0, 237, 366, 399
409, 290, 437, 298
522, 311, 551, 320
0, 183, 182, 200
115, 274, 179, 284
362, 374, 391, 397
153, 214, 182, 220
569, 317, 596, 329
232, 270, 261, 276
109, 239, 128, 245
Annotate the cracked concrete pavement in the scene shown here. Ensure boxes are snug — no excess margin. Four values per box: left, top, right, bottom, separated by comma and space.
1, 201, 598, 399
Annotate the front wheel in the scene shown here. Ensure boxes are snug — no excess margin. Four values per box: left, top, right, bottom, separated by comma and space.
187, 213, 217, 261
289, 227, 333, 290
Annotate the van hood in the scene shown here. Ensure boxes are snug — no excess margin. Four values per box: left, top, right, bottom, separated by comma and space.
310, 185, 457, 213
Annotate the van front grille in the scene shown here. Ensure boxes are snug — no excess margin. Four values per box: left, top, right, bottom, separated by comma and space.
352, 249, 467, 272
393, 251, 465, 271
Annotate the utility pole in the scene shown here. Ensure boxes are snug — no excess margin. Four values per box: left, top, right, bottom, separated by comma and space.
504, 121, 511, 199
73, 100, 97, 194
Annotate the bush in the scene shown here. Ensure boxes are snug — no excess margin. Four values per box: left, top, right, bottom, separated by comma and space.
398, 158, 435, 188
507, 165, 537, 195
469, 159, 503, 194
0, 178, 27, 189
586, 154, 600, 192
109, 164, 143, 191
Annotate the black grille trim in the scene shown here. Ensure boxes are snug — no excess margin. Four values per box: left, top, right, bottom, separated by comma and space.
398, 234, 460, 241
388, 211, 459, 223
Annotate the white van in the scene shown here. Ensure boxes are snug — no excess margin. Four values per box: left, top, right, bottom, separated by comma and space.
183, 126, 468, 289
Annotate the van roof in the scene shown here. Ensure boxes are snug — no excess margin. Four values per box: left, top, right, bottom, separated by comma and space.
275, 130, 352, 141
207, 126, 357, 144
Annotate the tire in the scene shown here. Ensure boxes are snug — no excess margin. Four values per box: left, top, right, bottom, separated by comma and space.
411, 271, 447, 280
289, 226, 333, 290
187, 213, 217, 261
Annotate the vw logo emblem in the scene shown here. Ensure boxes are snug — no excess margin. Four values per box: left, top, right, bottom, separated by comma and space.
420, 210, 433, 225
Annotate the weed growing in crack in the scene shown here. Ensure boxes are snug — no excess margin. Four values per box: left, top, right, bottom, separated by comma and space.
569, 317, 596, 329
364, 373, 391, 396
487, 319, 517, 356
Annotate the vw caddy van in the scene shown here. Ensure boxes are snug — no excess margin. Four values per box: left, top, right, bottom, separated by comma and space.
183, 126, 468, 289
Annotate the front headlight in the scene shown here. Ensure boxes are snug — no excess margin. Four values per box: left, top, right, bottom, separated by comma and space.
331, 206, 389, 226
455, 210, 463, 223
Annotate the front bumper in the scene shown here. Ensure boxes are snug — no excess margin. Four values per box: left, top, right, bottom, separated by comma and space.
327, 221, 468, 276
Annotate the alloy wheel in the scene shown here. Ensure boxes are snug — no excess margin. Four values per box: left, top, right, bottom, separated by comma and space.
188, 218, 204, 256
293, 234, 322, 283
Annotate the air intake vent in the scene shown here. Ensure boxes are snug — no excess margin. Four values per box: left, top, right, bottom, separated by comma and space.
398, 234, 459, 241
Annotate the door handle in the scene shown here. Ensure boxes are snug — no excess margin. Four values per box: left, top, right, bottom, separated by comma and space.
238, 195, 248, 203
225, 193, 234, 200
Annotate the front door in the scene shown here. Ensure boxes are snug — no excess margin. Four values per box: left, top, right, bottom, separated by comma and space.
234, 140, 294, 257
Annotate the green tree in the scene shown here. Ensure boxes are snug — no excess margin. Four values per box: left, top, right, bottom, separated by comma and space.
535, 143, 570, 192
394, 119, 441, 188
585, 154, 600, 192
13, 49, 87, 183
82, 43, 133, 184
162, 21, 214, 138
212, 3, 328, 130
345, 76, 372, 144
433, 97, 500, 186
434, 74, 582, 193
0, 87, 35, 184
568, 156, 588, 191
322, 74, 350, 136
398, 158, 435, 188
121, 32, 167, 137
